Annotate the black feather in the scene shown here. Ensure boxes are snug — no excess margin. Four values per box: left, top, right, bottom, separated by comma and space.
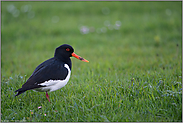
14, 44, 73, 96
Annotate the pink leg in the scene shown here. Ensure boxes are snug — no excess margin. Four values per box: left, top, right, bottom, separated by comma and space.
46, 92, 51, 102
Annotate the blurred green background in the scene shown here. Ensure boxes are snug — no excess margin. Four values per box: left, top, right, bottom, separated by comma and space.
2, 1, 182, 77
1, 1, 182, 122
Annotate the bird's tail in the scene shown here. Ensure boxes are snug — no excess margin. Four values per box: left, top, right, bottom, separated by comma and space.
14, 88, 26, 97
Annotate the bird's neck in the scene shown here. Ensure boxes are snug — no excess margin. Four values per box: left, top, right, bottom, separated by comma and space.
54, 55, 72, 70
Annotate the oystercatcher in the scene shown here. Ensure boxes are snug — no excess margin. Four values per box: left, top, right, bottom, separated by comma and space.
15, 44, 89, 102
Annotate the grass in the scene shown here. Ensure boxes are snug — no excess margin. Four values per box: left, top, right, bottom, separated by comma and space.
1, 1, 182, 122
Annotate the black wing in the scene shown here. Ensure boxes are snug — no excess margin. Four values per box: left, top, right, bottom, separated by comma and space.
15, 58, 68, 96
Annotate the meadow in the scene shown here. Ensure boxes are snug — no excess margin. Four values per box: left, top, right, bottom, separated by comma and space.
1, 1, 182, 122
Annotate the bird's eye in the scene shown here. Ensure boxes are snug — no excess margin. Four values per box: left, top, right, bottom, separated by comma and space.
66, 48, 70, 51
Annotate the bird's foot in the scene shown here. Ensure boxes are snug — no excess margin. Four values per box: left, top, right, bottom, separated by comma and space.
46, 92, 51, 102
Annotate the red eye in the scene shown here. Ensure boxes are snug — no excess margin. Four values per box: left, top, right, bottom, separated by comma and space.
66, 48, 70, 51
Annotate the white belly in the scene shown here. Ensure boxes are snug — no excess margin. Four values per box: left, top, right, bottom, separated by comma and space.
34, 64, 71, 92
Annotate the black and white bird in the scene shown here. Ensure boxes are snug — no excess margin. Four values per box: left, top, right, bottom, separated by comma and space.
15, 44, 89, 102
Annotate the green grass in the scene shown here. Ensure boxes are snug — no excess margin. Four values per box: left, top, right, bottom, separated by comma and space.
1, 1, 182, 122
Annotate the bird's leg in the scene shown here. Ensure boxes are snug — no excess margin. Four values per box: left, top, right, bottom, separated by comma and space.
46, 92, 51, 102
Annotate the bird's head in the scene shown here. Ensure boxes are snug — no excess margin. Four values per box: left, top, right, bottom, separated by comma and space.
54, 44, 89, 62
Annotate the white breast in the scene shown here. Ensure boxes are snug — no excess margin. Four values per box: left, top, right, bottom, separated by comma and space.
34, 64, 71, 92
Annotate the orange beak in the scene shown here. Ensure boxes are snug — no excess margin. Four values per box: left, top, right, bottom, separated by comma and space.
72, 52, 89, 62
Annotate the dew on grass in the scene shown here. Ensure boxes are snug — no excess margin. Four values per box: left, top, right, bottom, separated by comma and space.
155, 97, 160, 99
149, 84, 152, 88
162, 93, 174, 97
96, 27, 107, 34
80, 26, 89, 34
157, 80, 163, 87
104, 20, 110, 26
22, 117, 26, 122
115, 21, 121, 27
165, 9, 172, 16
114, 21, 121, 30
27, 11, 35, 19
101, 27, 107, 33
7, 4, 16, 13
12, 9, 20, 17
102, 7, 110, 15
11, 117, 15, 120
20, 76, 23, 79
5, 81, 9, 84
172, 103, 177, 106
108, 25, 113, 30
74, 102, 78, 108
21, 5, 32, 13
7, 4, 20, 17
52, 16, 60, 23
100, 115, 110, 122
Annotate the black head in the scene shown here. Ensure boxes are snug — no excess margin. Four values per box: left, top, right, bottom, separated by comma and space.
54, 44, 89, 63
54, 44, 74, 61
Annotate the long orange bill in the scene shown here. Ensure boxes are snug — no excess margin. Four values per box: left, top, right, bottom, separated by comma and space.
72, 52, 89, 62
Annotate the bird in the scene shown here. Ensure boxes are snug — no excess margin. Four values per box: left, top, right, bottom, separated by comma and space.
14, 44, 89, 102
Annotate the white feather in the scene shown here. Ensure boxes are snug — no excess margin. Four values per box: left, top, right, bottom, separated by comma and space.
34, 64, 71, 92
